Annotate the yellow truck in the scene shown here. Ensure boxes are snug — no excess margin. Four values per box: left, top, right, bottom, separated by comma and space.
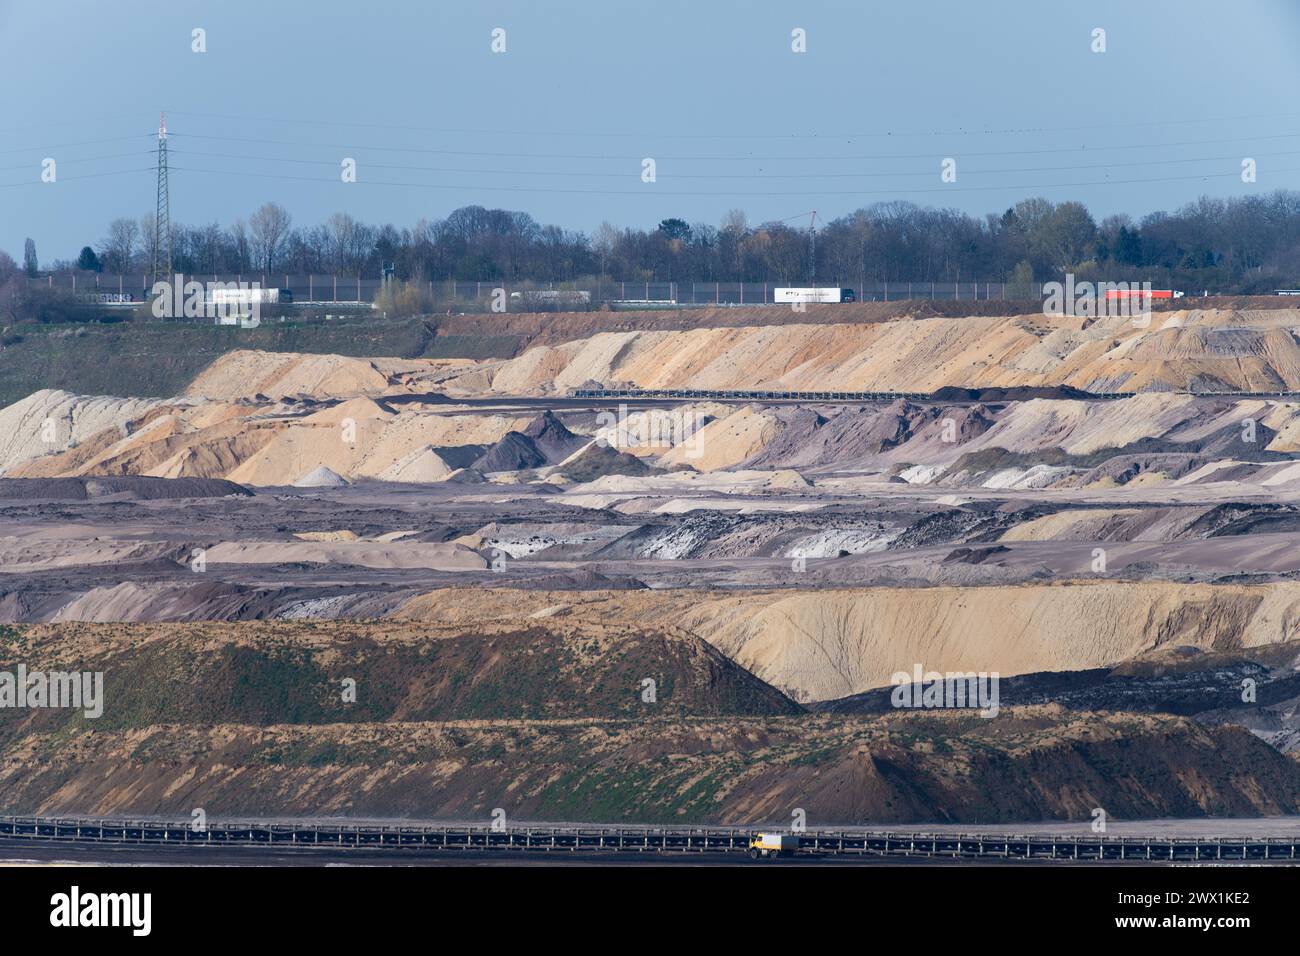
748, 833, 800, 859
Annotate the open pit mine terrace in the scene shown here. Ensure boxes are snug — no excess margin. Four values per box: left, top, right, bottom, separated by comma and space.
5, 304, 1300, 832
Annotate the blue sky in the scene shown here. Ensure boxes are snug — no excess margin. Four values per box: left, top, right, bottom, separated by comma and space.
3, 0, 1300, 262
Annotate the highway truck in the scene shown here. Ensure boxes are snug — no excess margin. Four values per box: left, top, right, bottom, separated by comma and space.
748, 833, 800, 859
209, 287, 293, 306
774, 287, 856, 303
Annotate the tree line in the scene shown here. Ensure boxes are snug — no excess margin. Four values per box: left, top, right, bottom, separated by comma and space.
6, 191, 1300, 294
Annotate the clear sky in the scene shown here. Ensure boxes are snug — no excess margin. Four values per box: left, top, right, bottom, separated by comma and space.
3, 0, 1300, 262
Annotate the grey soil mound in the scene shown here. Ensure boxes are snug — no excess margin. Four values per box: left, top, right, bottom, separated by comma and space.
473, 413, 587, 472
930, 385, 1098, 402
473, 432, 548, 472
430, 444, 489, 469
749, 401, 994, 469
558, 442, 656, 482
511, 569, 648, 590
521, 410, 587, 461
443, 467, 487, 483
1077, 454, 1204, 485
943, 545, 1012, 565
0, 476, 252, 501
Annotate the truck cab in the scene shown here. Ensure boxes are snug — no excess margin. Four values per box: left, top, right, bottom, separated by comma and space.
748, 833, 800, 859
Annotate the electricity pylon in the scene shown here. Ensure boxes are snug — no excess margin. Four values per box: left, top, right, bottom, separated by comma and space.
151, 112, 172, 288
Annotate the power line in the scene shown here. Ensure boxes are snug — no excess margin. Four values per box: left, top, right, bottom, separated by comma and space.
2, 122, 1290, 208
165, 162, 1298, 198
161, 107, 1300, 141
165, 129, 1300, 163
7, 158, 1279, 199
0, 110, 154, 134
167, 146, 1300, 180
0, 151, 155, 173
0, 167, 155, 189
0, 134, 153, 157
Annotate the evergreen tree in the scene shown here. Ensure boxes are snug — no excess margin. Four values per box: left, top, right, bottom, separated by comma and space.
76, 246, 100, 272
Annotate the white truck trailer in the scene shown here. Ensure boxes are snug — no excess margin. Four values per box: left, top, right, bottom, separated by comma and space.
209, 287, 293, 306
773, 287, 855, 303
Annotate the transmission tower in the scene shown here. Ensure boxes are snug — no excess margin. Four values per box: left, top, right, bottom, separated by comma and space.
151, 112, 172, 287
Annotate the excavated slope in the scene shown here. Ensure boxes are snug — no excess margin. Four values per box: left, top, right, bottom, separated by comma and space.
0, 621, 1294, 823
469, 309, 1300, 396
4, 711, 1292, 823
396, 582, 1300, 703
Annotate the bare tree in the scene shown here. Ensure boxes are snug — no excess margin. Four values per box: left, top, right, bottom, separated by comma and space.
326, 212, 372, 273
49, 192, 1300, 296
98, 218, 140, 274
139, 213, 158, 278
248, 202, 293, 273
592, 221, 619, 282
719, 208, 748, 235
301, 225, 331, 273
194, 222, 226, 274
228, 220, 250, 272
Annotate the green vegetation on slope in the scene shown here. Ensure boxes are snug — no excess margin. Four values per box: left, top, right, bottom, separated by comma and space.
0, 317, 434, 406
0, 621, 1296, 824
0, 620, 800, 745
2, 712, 1296, 825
